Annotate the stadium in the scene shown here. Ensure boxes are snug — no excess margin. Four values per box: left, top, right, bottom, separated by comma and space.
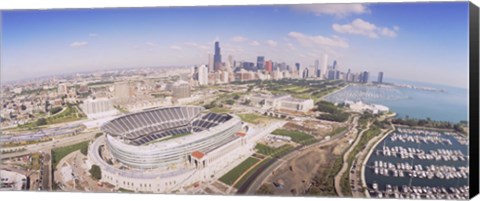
87, 106, 268, 193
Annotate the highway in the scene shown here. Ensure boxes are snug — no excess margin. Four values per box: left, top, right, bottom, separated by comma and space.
1, 130, 99, 159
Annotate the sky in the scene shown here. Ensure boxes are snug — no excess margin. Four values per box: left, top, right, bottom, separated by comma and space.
1, 2, 470, 88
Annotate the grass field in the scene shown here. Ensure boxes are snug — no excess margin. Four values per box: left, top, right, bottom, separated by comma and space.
233, 158, 272, 189
51, 140, 89, 170
219, 157, 259, 186
208, 107, 232, 114
271, 129, 316, 145
255, 143, 294, 157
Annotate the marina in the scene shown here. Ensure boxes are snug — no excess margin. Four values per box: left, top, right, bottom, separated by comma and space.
364, 127, 469, 199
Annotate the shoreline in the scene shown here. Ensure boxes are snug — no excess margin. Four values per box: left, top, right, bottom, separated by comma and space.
360, 125, 395, 198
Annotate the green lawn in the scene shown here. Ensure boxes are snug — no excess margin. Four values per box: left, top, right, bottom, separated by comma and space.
51, 141, 89, 170
255, 143, 294, 157
271, 129, 316, 145
208, 107, 232, 114
219, 157, 259, 186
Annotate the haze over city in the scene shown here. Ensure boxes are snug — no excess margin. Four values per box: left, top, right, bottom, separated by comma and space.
2, 2, 469, 87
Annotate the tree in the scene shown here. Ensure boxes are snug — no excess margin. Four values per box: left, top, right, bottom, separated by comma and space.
36, 118, 47, 126
225, 99, 235, 105
50, 107, 63, 115
89, 165, 102, 180
20, 105, 27, 111
233, 95, 240, 100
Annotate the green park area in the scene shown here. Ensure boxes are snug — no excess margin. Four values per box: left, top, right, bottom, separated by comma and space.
219, 157, 259, 186
51, 140, 89, 170
271, 129, 316, 145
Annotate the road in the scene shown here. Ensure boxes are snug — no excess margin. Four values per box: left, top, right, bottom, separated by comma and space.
1, 130, 98, 159
334, 121, 371, 196
241, 115, 359, 194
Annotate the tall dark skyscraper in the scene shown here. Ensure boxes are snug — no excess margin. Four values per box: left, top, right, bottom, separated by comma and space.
332, 60, 338, 69
213, 41, 222, 72
295, 63, 301, 72
377, 72, 384, 83
362, 71, 370, 83
256, 56, 265, 70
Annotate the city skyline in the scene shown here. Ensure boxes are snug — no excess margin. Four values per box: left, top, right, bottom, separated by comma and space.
1, 2, 469, 88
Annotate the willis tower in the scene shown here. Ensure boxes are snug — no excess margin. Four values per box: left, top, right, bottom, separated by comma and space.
213, 41, 222, 72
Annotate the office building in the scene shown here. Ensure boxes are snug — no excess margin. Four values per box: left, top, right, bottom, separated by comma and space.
377, 72, 384, 83
265, 60, 273, 73
213, 41, 222, 72
198, 65, 209, 86
81, 97, 114, 115
302, 68, 309, 79
256, 56, 265, 70
58, 83, 68, 95
322, 54, 329, 79
314, 59, 320, 78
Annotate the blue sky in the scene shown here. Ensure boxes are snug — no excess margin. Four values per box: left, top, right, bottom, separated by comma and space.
1, 2, 470, 88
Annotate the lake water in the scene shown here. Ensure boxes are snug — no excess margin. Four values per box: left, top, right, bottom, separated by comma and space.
323, 81, 468, 123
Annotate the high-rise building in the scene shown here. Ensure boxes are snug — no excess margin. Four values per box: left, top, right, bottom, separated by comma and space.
265, 60, 273, 73
314, 59, 320, 78
327, 70, 337, 80
362, 71, 370, 83
80, 97, 114, 115
114, 82, 130, 99
346, 69, 351, 81
332, 60, 338, 69
377, 72, 384, 83
198, 65, 209, 86
172, 80, 191, 99
58, 83, 68, 95
302, 68, 309, 79
213, 41, 222, 72
256, 56, 265, 70
208, 54, 214, 73
322, 54, 329, 79
295, 63, 301, 72
227, 55, 234, 70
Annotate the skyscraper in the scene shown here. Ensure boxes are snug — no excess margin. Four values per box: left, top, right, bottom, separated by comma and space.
314, 59, 320, 78
302, 68, 309, 79
362, 71, 370, 83
322, 54, 328, 79
256, 56, 265, 70
213, 41, 222, 72
332, 60, 338, 70
198, 65, 209, 86
377, 72, 384, 83
295, 63, 301, 72
208, 54, 214, 73
265, 60, 273, 73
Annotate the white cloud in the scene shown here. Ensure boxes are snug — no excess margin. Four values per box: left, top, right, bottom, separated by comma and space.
183, 42, 209, 50
145, 42, 157, 47
170, 45, 182, 50
250, 41, 260, 46
265, 40, 278, 47
70, 41, 88, 48
287, 43, 296, 50
288, 32, 349, 48
88, 33, 98, 37
332, 18, 398, 39
231, 36, 248, 43
290, 4, 369, 18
